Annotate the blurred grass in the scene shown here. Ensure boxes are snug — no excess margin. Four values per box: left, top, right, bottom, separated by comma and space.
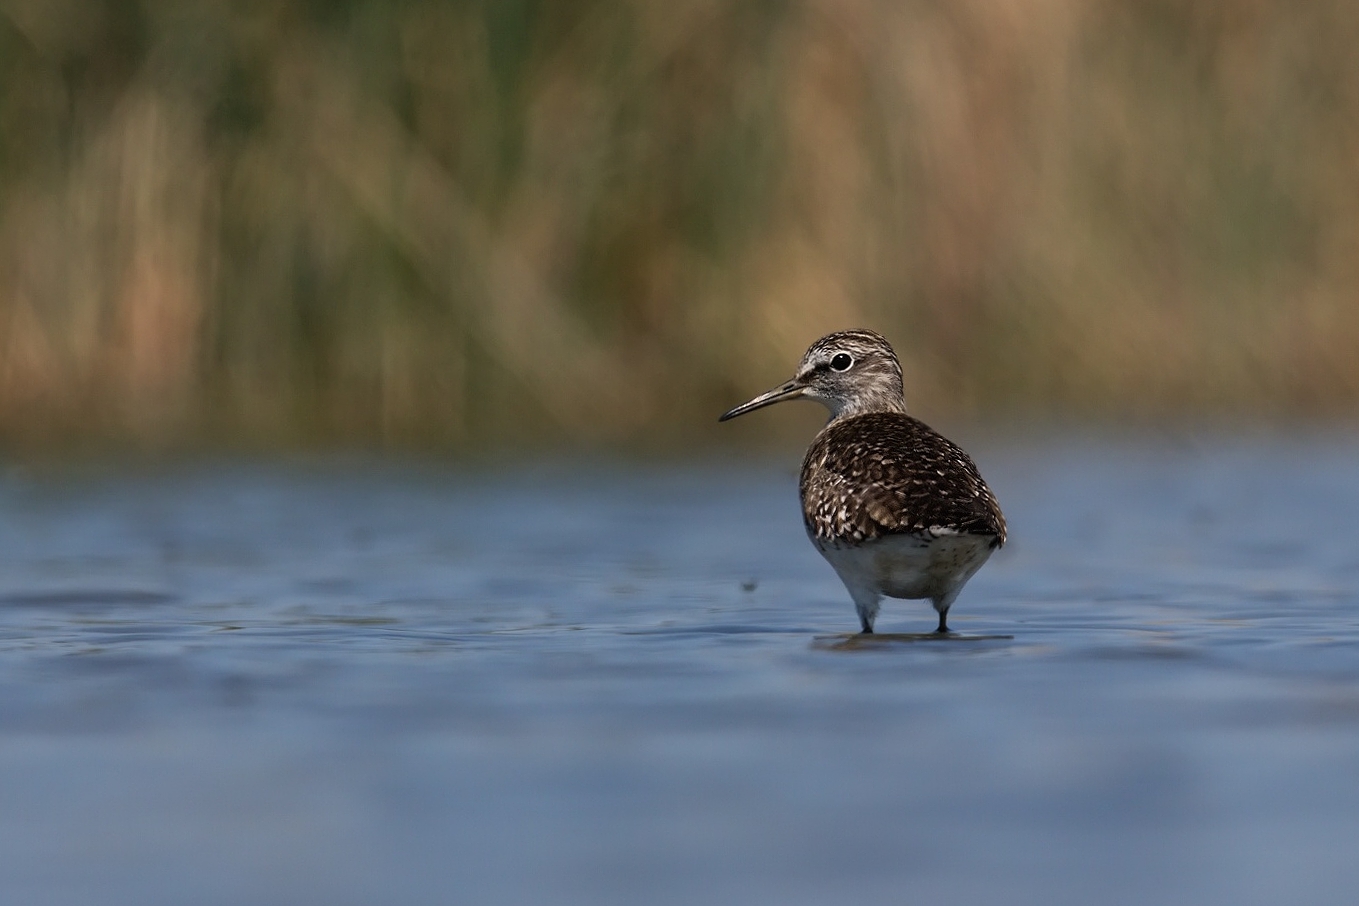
1, 0, 1357, 453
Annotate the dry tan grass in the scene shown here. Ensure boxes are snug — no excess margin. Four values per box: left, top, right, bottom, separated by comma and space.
1, 0, 1357, 451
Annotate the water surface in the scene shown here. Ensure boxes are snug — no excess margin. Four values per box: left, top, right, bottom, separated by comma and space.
2, 433, 1359, 905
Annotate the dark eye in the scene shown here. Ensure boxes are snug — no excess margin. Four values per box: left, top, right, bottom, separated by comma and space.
830, 353, 854, 372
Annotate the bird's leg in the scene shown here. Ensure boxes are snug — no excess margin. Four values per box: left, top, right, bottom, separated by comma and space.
852, 590, 881, 635
932, 593, 958, 635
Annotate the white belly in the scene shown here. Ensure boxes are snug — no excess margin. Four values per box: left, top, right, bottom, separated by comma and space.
815, 532, 995, 603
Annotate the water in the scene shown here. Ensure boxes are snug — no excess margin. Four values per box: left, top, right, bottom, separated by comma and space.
2, 433, 1359, 905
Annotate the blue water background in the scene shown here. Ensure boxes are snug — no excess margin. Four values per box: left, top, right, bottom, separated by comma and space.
1, 431, 1358, 905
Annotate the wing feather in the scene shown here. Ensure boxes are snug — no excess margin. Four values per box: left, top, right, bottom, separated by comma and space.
800, 413, 1006, 545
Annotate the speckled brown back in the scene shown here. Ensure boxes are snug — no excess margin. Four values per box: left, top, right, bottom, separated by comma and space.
800, 413, 1006, 545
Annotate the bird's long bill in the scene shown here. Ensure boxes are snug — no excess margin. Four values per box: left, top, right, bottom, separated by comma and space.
718, 378, 806, 421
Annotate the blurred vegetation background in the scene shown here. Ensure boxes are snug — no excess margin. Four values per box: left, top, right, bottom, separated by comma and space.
1, 0, 1357, 453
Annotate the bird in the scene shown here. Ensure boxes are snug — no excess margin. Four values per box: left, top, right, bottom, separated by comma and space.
719, 329, 1006, 634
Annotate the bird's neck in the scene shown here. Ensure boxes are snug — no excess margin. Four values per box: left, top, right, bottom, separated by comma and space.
823, 391, 908, 424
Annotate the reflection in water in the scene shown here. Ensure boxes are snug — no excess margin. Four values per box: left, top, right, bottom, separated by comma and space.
1, 435, 1359, 904
811, 632, 1015, 650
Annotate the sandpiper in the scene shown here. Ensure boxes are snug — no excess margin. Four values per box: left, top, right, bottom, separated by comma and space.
720, 329, 1006, 634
